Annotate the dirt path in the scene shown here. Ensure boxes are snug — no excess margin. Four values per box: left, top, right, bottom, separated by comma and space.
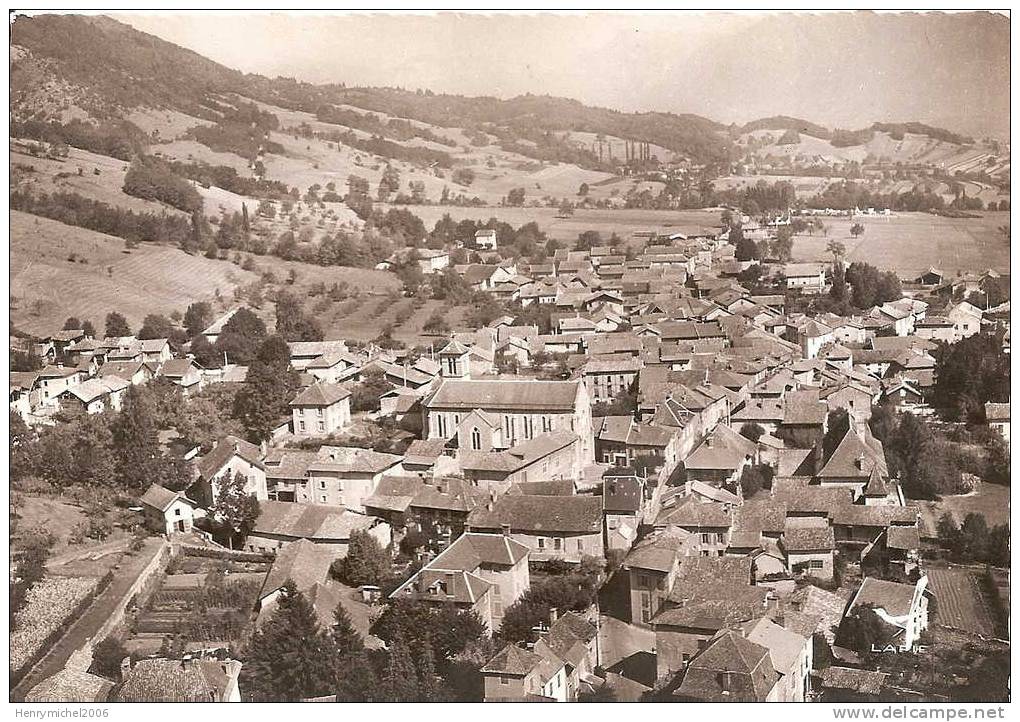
11, 538, 164, 702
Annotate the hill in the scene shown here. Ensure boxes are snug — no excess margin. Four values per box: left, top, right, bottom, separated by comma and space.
10, 210, 259, 336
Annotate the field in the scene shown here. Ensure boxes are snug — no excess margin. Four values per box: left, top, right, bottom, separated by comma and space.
381, 204, 723, 248
10, 210, 258, 336
790, 211, 1010, 277
927, 567, 997, 637
915, 481, 1010, 531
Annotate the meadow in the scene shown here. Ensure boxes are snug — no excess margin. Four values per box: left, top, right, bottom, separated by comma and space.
790, 211, 1010, 277
10, 210, 257, 336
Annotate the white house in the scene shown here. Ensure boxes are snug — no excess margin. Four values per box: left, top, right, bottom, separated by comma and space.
784, 263, 827, 293
290, 383, 352, 437
845, 576, 930, 652
475, 229, 498, 251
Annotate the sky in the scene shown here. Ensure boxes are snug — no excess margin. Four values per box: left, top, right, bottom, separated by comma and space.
113, 11, 1010, 139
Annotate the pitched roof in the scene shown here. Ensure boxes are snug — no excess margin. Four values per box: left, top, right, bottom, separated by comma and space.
782, 389, 828, 425
424, 379, 581, 411
307, 446, 402, 474
259, 538, 336, 598
782, 526, 836, 553
197, 435, 264, 479
849, 577, 920, 618
481, 645, 544, 676
674, 632, 778, 702
26, 668, 114, 703
290, 382, 351, 407
623, 528, 693, 573
251, 501, 375, 541
116, 659, 238, 702
818, 427, 888, 480
139, 484, 185, 512
821, 666, 888, 695
468, 494, 602, 534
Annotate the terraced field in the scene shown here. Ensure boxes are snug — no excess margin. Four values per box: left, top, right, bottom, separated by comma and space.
927, 567, 997, 638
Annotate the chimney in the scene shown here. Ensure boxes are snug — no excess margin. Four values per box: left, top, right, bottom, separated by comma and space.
855, 454, 865, 470
549, 607, 559, 625
501, 523, 511, 537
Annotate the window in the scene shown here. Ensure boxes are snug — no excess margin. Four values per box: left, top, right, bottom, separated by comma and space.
298, 420, 306, 432
174, 507, 181, 516
317, 420, 325, 432
320, 495, 326, 503
542, 416, 552, 432
554, 538, 562, 551
576, 539, 583, 551
700, 532, 711, 544
471, 427, 481, 450
319, 480, 326, 489
437, 414, 447, 437
499, 677, 509, 686
809, 559, 825, 569
537, 538, 545, 549
316, 407, 323, 417
523, 416, 533, 440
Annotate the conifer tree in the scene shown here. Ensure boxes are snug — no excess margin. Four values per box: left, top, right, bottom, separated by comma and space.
331, 602, 365, 657
111, 385, 161, 489
334, 648, 378, 702
381, 633, 419, 703
244, 582, 337, 701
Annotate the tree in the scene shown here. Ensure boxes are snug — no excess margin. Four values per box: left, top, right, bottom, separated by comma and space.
234, 335, 300, 443
579, 684, 618, 702
91, 636, 129, 681
822, 409, 851, 462
183, 301, 213, 337
931, 334, 1010, 422
850, 222, 865, 238
416, 636, 443, 703
111, 385, 162, 489
826, 239, 846, 263
578, 183, 589, 196
211, 471, 260, 548
422, 311, 450, 335
11, 350, 42, 372
558, 200, 575, 217
739, 464, 770, 499
506, 187, 526, 206
105, 311, 131, 337
769, 225, 794, 262
214, 307, 267, 366
936, 512, 960, 553
138, 313, 175, 341
575, 230, 602, 251
380, 633, 419, 702
350, 367, 392, 413
334, 648, 378, 702
372, 598, 485, 662
63, 316, 83, 330
958, 513, 990, 562
837, 604, 889, 655
275, 290, 323, 342
244, 582, 337, 701
331, 602, 365, 657
331, 529, 392, 587
734, 234, 760, 262
739, 422, 765, 443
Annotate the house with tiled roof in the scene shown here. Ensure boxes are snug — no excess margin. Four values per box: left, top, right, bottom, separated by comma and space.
622, 528, 697, 626
392, 531, 529, 632
593, 415, 681, 474
602, 467, 645, 551
139, 483, 197, 537
158, 358, 204, 395
816, 427, 888, 499
650, 554, 768, 679
25, 647, 114, 702
116, 658, 242, 702
58, 375, 130, 415
467, 494, 604, 563
457, 430, 584, 491
781, 525, 836, 580
481, 643, 567, 702
290, 382, 352, 437
682, 423, 757, 486
578, 356, 642, 403
191, 435, 267, 507
247, 500, 390, 554
985, 401, 1010, 444
843, 576, 930, 652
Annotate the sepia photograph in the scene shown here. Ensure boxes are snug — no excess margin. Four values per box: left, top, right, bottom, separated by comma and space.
6, 8, 1011, 709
